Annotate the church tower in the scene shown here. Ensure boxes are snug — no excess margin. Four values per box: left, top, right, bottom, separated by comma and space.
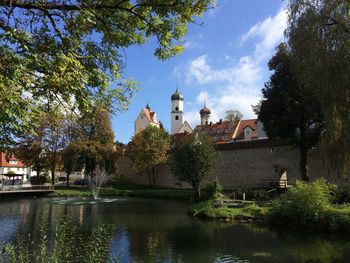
200, 104, 211, 125
171, 87, 184, 134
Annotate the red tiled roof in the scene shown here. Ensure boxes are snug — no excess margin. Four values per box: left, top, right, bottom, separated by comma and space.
194, 120, 239, 143
234, 119, 258, 141
0, 152, 27, 168
143, 108, 159, 124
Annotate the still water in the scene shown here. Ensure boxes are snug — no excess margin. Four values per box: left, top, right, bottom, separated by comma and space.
0, 197, 350, 263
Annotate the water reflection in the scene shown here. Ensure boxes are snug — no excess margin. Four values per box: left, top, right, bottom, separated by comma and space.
0, 197, 349, 263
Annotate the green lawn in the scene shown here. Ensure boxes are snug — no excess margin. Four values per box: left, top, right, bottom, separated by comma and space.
51, 187, 195, 201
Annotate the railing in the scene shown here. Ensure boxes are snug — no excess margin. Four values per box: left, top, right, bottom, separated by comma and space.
261, 179, 288, 189
0, 184, 55, 192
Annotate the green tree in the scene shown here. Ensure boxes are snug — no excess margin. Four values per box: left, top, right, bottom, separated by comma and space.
129, 126, 170, 186
62, 141, 84, 187
287, 0, 350, 176
16, 123, 48, 179
77, 109, 117, 178
0, 0, 214, 151
254, 43, 324, 181
225, 110, 243, 122
171, 134, 217, 199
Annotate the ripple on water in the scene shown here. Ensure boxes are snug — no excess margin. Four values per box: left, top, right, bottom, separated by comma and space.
215, 254, 251, 263
50, 198, 121, 205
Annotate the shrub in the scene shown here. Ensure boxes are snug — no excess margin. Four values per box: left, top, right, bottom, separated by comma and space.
108, 175, 143, 189
30, 176, 47, 185
205, 179, 224, 200
6, 170, 16, 175
334, 187, 350, 204
268, 179, 336, 228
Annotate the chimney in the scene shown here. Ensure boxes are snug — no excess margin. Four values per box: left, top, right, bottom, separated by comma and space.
210, 122, 212, 126
219, 119, 222, 124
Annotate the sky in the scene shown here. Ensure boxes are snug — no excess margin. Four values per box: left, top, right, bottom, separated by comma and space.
112, 0, 288, 143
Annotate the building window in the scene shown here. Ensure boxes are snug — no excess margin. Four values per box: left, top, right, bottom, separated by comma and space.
224, 128, 228, 134
175, 115, 179, 120
217, 128, 221, 134
9, 160, 17, 164
221, 135, 226, 140
209, 129, 213, 135
175, 106, 179, 111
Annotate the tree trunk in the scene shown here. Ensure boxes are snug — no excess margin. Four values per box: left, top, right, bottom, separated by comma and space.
66, 172, 70, 187
51, 167, 55, 185
194, 185, 201, 201
299, 144, 309, 181
151, 167, 157, 186
146, 169, 152, 186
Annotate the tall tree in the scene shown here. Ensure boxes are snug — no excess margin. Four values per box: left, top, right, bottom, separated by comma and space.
254, 43, 324, 181
0, 0, 214, 151
287, 0, 350, 176
42, 108, 66, 185
129, 126, 170, 186
171, 134, 217, 199
225, 110, 243, 122
77, 109, 117, 178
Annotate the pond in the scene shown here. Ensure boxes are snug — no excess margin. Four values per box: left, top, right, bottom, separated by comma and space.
0, 197, 350, 263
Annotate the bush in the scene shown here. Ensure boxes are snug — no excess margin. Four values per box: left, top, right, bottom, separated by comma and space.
334, 187, 350, 204
30, 176, 47, 185
268, 179, 336, 228
108, 175, 143, 189
205, 179, 224, 200
6, 170, 15, 175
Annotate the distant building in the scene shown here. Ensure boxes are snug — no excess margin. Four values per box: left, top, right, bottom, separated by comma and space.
0, 152, 33, 182
134, 104, 160, 134
194, 105, 267, 143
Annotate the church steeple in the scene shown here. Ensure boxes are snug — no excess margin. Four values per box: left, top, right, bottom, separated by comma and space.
171, 86, 184, 134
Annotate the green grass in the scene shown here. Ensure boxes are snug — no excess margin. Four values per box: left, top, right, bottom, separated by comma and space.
51, 187, 195, 201
190, 199, 269, 221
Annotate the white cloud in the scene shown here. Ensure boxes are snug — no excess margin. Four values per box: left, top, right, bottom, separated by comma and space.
240, 7, 287, 60
180, 7, 287, 128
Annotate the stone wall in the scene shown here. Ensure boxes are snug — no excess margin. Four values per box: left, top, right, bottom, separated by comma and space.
117, 140, 348, 189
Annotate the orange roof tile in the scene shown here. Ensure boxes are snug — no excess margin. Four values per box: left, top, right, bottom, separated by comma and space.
194, 120, 239, 144
0, 152, 27, 168
142, 108, 159, 124
234, 119, 258, 141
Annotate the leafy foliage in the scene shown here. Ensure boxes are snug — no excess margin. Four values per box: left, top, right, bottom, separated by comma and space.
268, 179, 340, 229
225, 110, 243, 122
171, 133, 217, 199
254, 43, 324, 181
287, 0, 350, 176
129, 125, 170, 186
0, 0, 214, 150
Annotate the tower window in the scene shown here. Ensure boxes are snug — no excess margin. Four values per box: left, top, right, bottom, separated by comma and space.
175, 106, 179, 111
175, 115, 179, 120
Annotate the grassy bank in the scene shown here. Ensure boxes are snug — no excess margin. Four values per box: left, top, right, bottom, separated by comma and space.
51, 187, 195, 201
190, 199, 268, 222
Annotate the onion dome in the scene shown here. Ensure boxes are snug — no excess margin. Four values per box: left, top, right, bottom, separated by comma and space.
200, 105, 211, 115
171, 87, 184, 101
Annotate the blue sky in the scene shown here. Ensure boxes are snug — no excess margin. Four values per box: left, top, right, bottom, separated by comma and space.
113, 0, 287, 143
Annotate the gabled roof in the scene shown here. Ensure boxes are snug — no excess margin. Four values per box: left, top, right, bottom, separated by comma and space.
234, 119, 258, 141
0, 152, 27, 168
194, 120, 239, 143
193, 118, 260, 144
176, 121, 193, 134
141, 107, 159, 125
